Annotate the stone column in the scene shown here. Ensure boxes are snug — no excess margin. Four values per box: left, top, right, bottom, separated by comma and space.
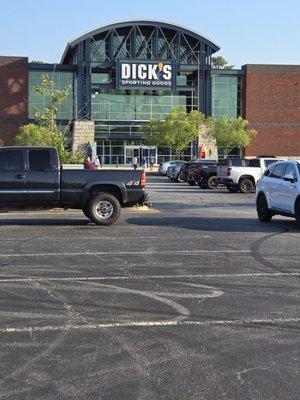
198, 125, 218, 159
72, 120, 95, 152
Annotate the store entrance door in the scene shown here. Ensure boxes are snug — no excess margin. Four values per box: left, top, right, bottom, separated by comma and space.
125, 146, 157, 166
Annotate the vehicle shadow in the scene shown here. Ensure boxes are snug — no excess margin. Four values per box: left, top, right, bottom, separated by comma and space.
0, 217, 91, 226
127, 216, 299, 233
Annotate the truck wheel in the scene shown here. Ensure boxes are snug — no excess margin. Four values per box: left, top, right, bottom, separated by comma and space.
188, 180, 196, 186
295, 201, 300, 228
207, 176, 218, 189
239, 178, 254, 193
256, 195, 272, 223
87, 193, 121, 226
198, 182, 208, 189
226, 184, 239, 193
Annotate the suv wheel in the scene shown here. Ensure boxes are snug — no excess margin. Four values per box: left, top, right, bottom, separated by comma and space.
257, 195, 273, 223
239, 178, 254, 193
177, 172, 185, 182
295, 201, 300, 228
87, 193, 121, 226
207, 176, 219, 189
226, 184, 239, 193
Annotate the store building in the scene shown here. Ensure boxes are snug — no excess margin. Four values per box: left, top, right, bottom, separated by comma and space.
0, 20, 299, 162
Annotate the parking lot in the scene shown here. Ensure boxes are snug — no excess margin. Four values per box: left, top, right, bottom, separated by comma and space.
0, 175, 299, 400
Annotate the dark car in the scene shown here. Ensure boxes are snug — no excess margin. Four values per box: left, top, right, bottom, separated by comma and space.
186, 159, 218, 186
193, 161, 220, 189
0, 146, 149, 225
167, 161, 187, 182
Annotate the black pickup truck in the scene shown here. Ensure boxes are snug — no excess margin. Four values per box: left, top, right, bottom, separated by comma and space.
0, 147, 149, 225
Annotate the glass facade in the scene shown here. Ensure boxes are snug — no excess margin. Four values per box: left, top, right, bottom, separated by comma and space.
96, 139, 193, 165
91, 89, 197, 121
29, 71, 74, 120
211, 75, 238, 118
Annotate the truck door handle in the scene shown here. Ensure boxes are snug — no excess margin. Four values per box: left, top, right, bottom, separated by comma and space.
15, 174, 25, 179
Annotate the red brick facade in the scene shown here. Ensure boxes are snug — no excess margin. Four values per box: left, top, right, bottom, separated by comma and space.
0, 56, 29, 145
243, 64, 300, 157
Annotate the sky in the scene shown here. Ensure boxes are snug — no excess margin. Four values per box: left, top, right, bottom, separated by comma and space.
0, 0, 299, 68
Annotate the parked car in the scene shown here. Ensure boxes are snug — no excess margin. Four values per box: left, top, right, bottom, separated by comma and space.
186, 159, 218, 186
167, 161, 187, 182
256, 160, 300, 227
218, 157, 284, 193
193, 161, 219, 189
217, 158, 249, 192
0, 146, 149, 225
158, 160, 183, 175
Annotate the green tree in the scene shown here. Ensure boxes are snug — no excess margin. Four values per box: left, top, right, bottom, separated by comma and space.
209, 117, 256, 157
146, 107, 206, 157
211, 56, 234, 69
14, 74, 84, 164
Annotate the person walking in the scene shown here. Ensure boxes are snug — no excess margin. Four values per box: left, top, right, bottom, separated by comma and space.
149, 154, 154, 171
131, 156, 138, 170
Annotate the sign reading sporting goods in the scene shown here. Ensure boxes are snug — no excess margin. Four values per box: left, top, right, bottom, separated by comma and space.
117, 60, 176, 89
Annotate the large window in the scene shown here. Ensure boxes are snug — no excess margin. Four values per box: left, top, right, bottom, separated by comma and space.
0, 150, 23, 171
91, 89, 197, 121
29, 71, 74, 120
211, 75, 238, 118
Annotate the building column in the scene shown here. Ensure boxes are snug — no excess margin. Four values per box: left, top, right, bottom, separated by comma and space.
72, 120, 95, 152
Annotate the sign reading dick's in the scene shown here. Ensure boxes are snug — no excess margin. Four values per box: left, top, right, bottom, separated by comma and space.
117, 60, 176, 90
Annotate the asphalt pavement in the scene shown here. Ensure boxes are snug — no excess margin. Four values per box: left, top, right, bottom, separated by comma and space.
0, 176, 299, 400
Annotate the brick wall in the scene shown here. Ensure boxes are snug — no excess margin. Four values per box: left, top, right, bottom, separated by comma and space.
0, 56, 29, 145
243, 64, 300, 157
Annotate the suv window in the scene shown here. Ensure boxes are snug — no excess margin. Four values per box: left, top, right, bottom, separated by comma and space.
0, 150, 23, 171
264, 165, 273, 177
248, 159, 260, 167
284, 164, 297, 181
270, 163, 287, 179
29, 150, 52, 171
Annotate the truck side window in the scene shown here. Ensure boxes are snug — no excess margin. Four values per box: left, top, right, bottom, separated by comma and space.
29, 150, 52, 171
0, 150, 23, 171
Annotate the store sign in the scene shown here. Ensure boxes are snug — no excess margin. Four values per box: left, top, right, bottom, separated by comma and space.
117, 60, 176, 89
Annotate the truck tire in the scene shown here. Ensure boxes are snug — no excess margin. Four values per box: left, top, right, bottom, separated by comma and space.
256, 195, 272, 223
87, 193, 121, 226
198, 181, 208, 189
239, 178, 254, 193
207, 176, 218, 189
226, 184, 239, 193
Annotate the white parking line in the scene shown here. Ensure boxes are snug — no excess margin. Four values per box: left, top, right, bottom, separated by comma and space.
1, 317, 299, 334
0, 272, 298, 283
0, 250, 251, 258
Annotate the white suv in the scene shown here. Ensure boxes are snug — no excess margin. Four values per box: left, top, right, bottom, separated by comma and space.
256, 160, 300, 227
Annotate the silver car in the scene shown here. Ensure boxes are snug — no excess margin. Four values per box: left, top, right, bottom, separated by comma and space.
158, 160, 183, 175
